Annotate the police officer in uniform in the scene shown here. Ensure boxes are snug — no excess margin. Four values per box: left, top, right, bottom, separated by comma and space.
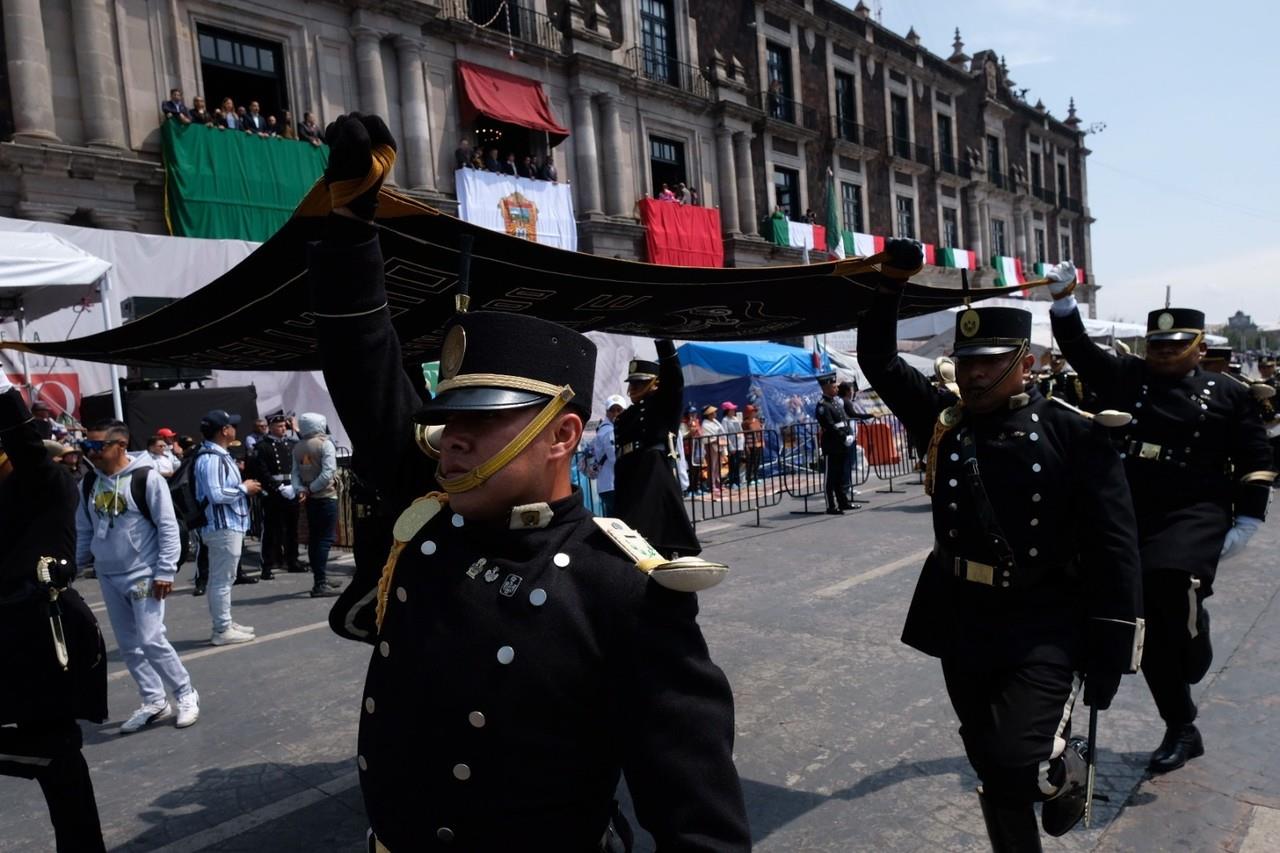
253, 411, 304, 579
859, 243, 1144, 850
0, 373, 108, 851
814, 373, 856, 514
307, 113, 749, 852
1047, 267, 1274, 773
612, 343, 702, 557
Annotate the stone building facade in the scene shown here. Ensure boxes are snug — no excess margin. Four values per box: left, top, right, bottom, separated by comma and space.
0, 0, 1096, 310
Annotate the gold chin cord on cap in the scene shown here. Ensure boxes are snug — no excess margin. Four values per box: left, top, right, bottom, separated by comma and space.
628, 377, 657, 402
1147, 330, 1204, 360
966, 340, 1030, 402
435, 386, 576, 494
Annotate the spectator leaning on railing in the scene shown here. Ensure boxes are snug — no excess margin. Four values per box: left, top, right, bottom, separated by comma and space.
161, 88, 191, 124
299, 112, 323, 146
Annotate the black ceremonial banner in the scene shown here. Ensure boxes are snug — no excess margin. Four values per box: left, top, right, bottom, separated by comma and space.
4, 190, 1023, 371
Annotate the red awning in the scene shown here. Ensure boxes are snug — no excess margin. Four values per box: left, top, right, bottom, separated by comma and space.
456, 60, 570, 145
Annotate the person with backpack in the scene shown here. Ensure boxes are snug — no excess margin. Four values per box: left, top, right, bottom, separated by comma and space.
75, 420, 200, 733
194, 409, 262, 645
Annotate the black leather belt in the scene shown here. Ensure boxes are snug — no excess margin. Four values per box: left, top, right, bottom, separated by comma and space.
617, 441, 665, 459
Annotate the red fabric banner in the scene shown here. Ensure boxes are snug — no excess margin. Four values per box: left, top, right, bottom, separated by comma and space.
456, 61, 570, 144
639, 199, 724, 268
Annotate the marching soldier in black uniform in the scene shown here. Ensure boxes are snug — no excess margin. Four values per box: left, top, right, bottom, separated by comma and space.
1037, 349, 1088, 410
858, 242, 1144, 850
309, 113, 749, 852
0, 374, 108, 852
253, 411, 304, 579
1047, 266, 1274, 774
613, 341, 702, 556
1259, 356, 1280, 477
814, 373, 856, 514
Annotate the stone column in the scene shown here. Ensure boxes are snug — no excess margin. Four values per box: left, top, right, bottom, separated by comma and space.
353, 27, 389, 120
570, 88, 602, 216
714, 126, 740, 236
733, 131, 757, 236
395, 36, 432, 190
1013, 201, 1028, 263
70, 0, 126, 148
3, 0, 58, 141
597, 94, 627, 217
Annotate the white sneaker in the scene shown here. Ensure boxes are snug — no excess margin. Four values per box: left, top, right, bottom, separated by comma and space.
210, 626, 256, 646
120, 700, 172, 734
231, 622, 255, 635
175, 690, 200, 728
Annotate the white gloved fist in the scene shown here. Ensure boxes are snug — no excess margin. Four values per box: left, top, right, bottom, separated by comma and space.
844, 434, 856, 447
1220, 516, 1262, 560
1046, 261, 1077, 297
278, 484, 297, 501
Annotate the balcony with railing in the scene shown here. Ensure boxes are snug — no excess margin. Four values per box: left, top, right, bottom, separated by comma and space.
1059, 194, 1082, 213
751, 91, 820, 133
831, 115, 880, 150
441, 0, 565, 54
888, 136, 933, 167
624, 47, 712, 100
938, 152, 971, 178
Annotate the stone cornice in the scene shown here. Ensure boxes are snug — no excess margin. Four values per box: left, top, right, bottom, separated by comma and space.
0, 141, 163, 185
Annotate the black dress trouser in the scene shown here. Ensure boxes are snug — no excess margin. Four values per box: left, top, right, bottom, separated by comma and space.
1141, 570, 1210, 727
261, 493, 300, 569
0, 719, 105, 852
824, 450, 849, 508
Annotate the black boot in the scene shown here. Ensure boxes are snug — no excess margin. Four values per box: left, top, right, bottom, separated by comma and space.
977, 788, 1043, 853
826, 505, 844, 515
1147, 723, 1203, 773
1042, 737, 1089, 836
233, 571, 259, 585
259, 567, 276, 581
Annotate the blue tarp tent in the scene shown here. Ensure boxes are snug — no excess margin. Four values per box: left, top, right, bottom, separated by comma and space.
677, 341, 829, 431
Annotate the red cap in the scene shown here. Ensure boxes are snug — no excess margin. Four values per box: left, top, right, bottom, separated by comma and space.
720, 401, 738, 411
156, 428, 177, 437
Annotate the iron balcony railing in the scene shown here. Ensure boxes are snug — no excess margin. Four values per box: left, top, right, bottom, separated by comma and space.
832, 115, 880, 148
938, 152, 971, 178
442, 0, 565, 53
624, 47, 712, 99
752, 90, 820, 131
889, 136, 933, 166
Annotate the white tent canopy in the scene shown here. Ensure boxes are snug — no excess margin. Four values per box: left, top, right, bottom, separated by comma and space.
0, 231, 111, 319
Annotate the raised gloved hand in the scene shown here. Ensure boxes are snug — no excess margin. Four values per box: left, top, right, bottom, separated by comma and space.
0, 371, 12, 394
1084, 669, 1122, 710
323, 113, 397, 222
1220, 516, 1261, 560
883, 238, 924, 274
1046, 261, 1077, 297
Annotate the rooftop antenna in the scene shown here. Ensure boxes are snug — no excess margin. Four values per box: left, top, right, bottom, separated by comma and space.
874, 1, 884, 24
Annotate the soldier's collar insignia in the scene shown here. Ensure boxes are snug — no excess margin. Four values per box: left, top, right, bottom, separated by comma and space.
1008, 393, 1031, 410
509, 503, 553, 529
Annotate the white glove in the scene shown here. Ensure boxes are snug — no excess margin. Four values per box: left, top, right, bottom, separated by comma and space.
1220, 516, 1262, 560
278, 484, 297, 500
844, 434, 856, 447
1046, 261, 1077, 297
0, 371, 13, 394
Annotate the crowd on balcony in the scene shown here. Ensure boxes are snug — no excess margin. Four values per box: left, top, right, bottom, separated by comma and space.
656, 182, 700, 205
453, 137, 559, 182
161, 89, 324, 147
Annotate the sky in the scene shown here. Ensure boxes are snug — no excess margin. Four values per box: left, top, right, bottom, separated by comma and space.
844, 0, 1280, 327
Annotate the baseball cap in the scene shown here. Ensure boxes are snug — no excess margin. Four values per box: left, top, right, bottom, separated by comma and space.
604, 394, 629, 411
156, 427, 177, 438
201, 409, 241, 429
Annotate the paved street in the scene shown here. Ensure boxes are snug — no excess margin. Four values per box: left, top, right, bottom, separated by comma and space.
5, 479, 1279, 851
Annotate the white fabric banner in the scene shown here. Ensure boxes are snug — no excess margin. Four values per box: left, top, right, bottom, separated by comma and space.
786, 221, 815, 250
455, 168, 578, 252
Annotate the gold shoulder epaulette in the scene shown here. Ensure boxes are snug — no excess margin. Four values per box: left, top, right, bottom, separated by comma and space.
591, 517, 727, 592
376, 492, 448, 631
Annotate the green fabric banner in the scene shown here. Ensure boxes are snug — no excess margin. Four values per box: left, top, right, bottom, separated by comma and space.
768, 211, 789, 247
162, 121, 328, 242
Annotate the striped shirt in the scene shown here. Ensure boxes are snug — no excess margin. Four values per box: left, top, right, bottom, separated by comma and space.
194, 441, 250, 533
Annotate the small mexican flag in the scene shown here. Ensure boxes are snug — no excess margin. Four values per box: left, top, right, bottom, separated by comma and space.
848, 232, 885, 257
920, 243, 936, 266
991, 255, 1027, 288
941, 248, 977, 270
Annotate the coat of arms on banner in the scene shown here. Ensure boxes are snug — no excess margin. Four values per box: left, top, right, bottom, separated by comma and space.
498, 191, 538, 242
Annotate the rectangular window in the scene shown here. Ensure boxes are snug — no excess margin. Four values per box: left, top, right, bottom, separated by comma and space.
896, 196, 916, 239
942, 207, 960, 249
1060, 233, 1071, 262
936, 113, 953, 160
991, 218, 1007, 257
774, 167, 799, 220
891, 94, 910, 158
835, 72, 857, 142
986, 134, 1002, 187
1030, 152, 1043, 193
841, 182, 864, 233
1035, 228, 1046, 263
640, 0, 676, 84
649, 135, 686, 199
766, 43, 793, 122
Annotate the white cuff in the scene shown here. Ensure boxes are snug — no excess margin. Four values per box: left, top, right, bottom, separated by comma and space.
1049, 294, 1078, 317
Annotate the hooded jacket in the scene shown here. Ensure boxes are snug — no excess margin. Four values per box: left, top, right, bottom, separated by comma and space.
75, 453, 181, 582
292, 412, 338, 499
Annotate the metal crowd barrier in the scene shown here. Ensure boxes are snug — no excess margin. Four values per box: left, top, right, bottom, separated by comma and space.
682, 430, 785, 527
857, 416, 920, 492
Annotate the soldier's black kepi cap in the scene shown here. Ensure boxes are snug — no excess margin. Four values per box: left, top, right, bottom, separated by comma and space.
412, 311, 596, 425
626, 359, 660, 382
1146, 308, 1205, 342
1203, 346, 1232, 363
1258, 355, 1276, 368
952, 307, 1032, 356
266, 410, 290, 424
816, 372, 837, 386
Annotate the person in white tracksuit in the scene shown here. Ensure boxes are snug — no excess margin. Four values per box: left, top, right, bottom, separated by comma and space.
76, 420, 200, 734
